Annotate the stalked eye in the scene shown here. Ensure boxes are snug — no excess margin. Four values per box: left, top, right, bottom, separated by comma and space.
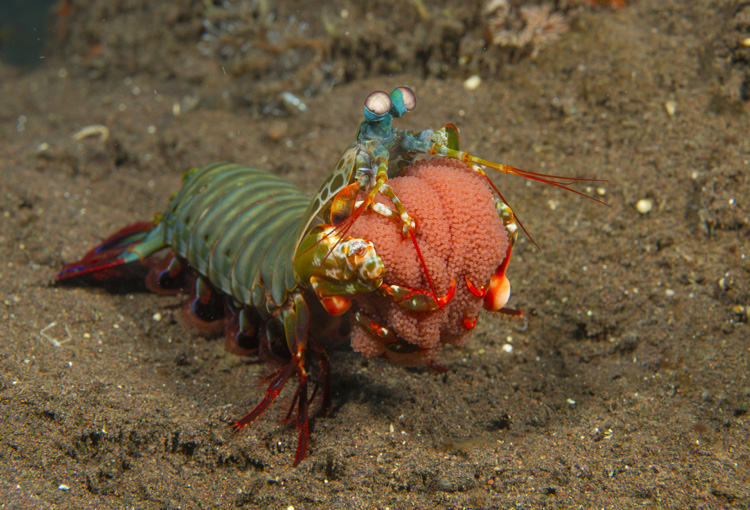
397, 86, 416, 111
364, 90, 392, 116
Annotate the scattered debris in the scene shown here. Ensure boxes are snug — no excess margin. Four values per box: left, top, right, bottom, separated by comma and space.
486, 2, 570, 60
197, 0, 331, 114
39, 321, 72, 347
72, 124, 109, 142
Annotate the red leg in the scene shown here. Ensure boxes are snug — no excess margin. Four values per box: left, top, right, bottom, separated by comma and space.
285, 293, 311, 466
292, 371, 309, 467
233, 293, 314, 466
426, 360, 448, 373
231, 354, 300, 431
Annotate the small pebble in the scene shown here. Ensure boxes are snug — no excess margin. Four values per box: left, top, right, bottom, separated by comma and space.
463, 75, 481, 90
718, 276, 731, 291
58, 484, 70, 491
636, 198, 653, 214
152, 312, 162, 322
664, 100, 676, 117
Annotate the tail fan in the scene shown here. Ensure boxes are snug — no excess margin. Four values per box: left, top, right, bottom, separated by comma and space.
56, 221, 158, 282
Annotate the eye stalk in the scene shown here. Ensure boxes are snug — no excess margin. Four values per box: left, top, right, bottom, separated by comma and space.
359, 86, 417, 142
364, 91, 392, 121
363, 87, 417, 122
390, 86, 416, 117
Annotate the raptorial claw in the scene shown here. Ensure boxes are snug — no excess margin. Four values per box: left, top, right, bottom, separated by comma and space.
318, 295, 352, 315
330, 182, 360, 225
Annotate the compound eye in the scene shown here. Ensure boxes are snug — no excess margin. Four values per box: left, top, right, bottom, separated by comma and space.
397, 86, 416, 111
364, 91, 392, 116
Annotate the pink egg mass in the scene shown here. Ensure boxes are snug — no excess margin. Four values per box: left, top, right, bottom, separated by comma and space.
348, 158, 512, 365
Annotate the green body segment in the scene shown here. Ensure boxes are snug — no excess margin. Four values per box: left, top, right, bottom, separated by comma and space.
158, 163, 314, 310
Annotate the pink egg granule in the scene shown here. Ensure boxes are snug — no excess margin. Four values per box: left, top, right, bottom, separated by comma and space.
348, 158, 510, 365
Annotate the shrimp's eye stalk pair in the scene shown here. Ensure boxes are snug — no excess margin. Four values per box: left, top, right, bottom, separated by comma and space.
364, 86, 416, 122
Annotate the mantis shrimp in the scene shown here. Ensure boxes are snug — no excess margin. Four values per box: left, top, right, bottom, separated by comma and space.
57, 87, 599, 465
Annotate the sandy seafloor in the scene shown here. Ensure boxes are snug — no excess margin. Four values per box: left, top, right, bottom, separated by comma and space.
1, 1, 749, 508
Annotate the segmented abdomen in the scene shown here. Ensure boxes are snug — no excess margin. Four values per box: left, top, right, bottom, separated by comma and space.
160, 163, 312, 309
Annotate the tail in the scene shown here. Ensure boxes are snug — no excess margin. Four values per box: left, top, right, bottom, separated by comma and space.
56, 221, 164, 282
